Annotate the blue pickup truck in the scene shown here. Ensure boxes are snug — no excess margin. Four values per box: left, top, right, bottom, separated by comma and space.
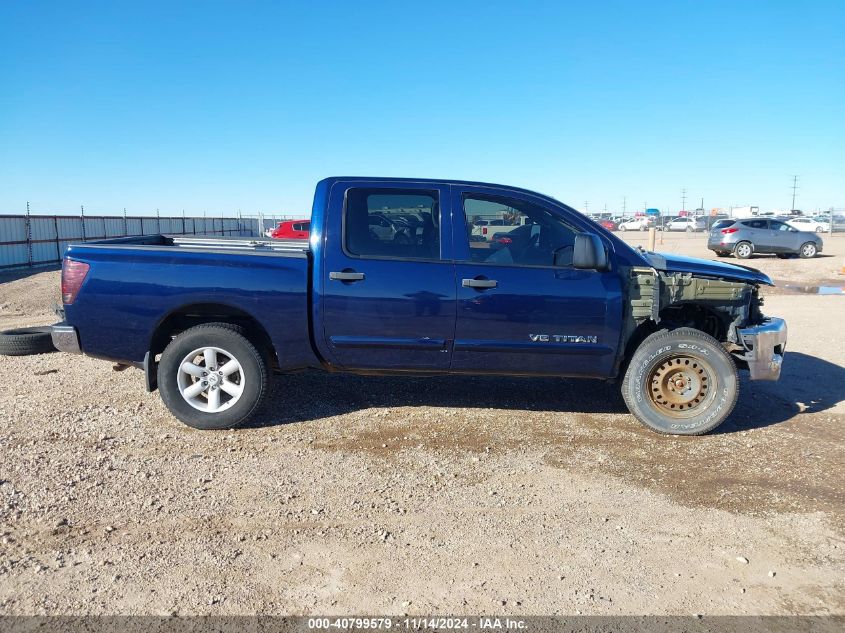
51, 177, 787, 435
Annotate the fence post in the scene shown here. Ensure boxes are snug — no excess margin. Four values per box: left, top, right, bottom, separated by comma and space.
53, 215, 61, 261
123, 208, 128, 236
181, 209, 186, 235
80, 205, 86, 242
25, 202, 33, 267
156, 208, 161, 234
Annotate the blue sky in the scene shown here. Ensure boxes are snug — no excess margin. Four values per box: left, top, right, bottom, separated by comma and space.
1, 1, 843, 216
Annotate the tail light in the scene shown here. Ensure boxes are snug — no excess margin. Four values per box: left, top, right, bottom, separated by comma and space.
61, 259, 90, 304
482, 227, 488, 235
721, 228, 739, 235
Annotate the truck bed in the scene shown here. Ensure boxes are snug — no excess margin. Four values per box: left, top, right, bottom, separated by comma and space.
62, 233, 316, 370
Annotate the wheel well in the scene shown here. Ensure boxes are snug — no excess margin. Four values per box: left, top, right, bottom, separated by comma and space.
657, 303, 726, 340
150, 304, 279, 370
618, 303, 727, 378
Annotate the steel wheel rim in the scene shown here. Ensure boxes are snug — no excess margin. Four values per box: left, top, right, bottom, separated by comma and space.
646, 355, 716, 419
802, 243, 815, 257
176, 346, 245, 413
736, 244, 751, 257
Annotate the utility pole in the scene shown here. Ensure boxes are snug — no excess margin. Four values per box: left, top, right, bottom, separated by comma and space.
681, 189, 687, 214
791, 175, 799, 211
622, 197, 627, 217
584, 201, 589, 214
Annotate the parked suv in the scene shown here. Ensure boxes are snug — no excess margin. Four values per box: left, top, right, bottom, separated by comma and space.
665, 216, 706, 232
708, 218, 823, 259
618, 217, 653, 231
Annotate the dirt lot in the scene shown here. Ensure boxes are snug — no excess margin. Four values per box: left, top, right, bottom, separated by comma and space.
1, 234, 843, 616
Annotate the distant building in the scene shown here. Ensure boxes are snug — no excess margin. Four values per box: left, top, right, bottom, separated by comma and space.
728, 206, 760, 219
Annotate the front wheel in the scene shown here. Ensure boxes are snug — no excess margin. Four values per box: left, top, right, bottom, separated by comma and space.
622, 328, 739, 435
158, 323, 269, 430
799, 242, 817, 258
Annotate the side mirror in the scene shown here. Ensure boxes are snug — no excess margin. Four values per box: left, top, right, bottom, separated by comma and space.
573, 233, 609, 271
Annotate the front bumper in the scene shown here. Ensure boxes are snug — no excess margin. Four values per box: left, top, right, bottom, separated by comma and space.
734, 317, 787, 381
51, 322, 81, 354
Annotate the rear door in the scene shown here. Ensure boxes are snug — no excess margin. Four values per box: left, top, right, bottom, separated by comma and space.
450, 185, 622, 377
320, 181, 456, 370
741, 219, 771, 251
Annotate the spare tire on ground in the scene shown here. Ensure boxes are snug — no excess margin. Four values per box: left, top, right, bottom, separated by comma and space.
0, 327, 57, 356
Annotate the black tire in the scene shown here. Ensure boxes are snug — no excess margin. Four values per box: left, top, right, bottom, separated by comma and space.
0, 327, 57, 356
734, 241, 753, 259
621, 328, 738, 435
158, 323, 269, 430
799, 242, 817, 259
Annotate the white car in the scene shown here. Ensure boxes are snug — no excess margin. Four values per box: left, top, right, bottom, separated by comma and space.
665, 216, 706, 232
785, 217, 830, 232
618, 217, 652, 231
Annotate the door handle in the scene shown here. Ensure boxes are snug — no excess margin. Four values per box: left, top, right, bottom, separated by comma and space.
462, 278, 497, 289
329, 271, 365, 282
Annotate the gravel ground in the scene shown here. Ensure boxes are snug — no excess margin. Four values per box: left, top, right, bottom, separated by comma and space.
0, 239, 843, 616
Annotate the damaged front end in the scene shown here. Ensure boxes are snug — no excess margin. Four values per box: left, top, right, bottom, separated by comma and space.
622, 265, 786, 380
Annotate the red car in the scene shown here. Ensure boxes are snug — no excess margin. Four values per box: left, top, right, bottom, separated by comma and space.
270, 219, 310, 240
599, 219, 618, 231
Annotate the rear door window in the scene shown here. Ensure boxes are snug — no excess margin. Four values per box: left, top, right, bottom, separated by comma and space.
345, 189, 440, 260
742, 219, 768, 230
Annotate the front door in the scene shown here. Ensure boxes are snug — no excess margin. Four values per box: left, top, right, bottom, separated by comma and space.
321, 181, 456, 370
450, 186, 622, 377
768, 219, 797, 252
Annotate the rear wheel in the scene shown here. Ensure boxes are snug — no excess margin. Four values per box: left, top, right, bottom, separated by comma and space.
158, 323, 269, 430
815, 226, 824, 232
799, 242, 817, 258
734, 241, 753, 259
622, 328, 738, 435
